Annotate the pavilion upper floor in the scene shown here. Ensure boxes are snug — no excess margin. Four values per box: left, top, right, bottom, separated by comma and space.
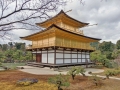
21, 25, 100, 51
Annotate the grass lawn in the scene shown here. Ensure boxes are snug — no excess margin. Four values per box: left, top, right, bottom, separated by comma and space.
1, 63, 26, 69
0, 70, 120, 90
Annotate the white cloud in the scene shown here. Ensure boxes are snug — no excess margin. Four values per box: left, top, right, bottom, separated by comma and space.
63, 0, 120, 44
2, 0, 120, 44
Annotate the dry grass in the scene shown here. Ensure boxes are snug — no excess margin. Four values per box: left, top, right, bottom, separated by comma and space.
0, 70, 120, 90
0, 81, 57, 90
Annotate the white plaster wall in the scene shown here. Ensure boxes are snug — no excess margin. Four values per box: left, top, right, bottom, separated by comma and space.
64, 59, 71, 63
42, 51, 47, 53
48, 53, 54, 64
82, 59, 86, 62
32, 52, 36, 54
78, 54, 81, 58
56, 53, 63, 58
87, 59, 90, 62
82, 52, 85, 54
86, 52, 89, 54
72, 51, 77, 53
36, 51, 41, 53
56, 59, 63, 64
82, 54, 85, 58
64, 51, 71, 53
48, 50, 54, 52
72, 54, 77, 58
86, 55, 90, 58
64, 54, 71, 58
56, 50, 63, 52
78, 59, 81, 63
78, 52, 82, 53
72, 59, 77, 63
32, 51, 42, 53
85, 59, 90, 62
42, 54, 47, 63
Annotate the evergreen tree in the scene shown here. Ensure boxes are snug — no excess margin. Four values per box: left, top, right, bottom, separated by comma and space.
116, 40, 120, 49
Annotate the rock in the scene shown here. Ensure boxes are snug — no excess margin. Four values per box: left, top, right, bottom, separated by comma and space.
21, 67, 24, 69
102, 77, 106, 80
3, 66, 10, 70
17, 78, 38, 86
88, 71, 92, 74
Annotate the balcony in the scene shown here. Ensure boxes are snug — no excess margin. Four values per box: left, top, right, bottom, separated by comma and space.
26, 41, 95, 50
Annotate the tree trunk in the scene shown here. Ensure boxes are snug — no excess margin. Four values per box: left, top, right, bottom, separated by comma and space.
106, 75, 109, 79
72, 74, 75, 80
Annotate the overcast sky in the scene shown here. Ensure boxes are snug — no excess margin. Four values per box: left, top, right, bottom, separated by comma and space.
1, 0, 120, 44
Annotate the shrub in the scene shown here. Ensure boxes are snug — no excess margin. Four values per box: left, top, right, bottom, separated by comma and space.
0, 62, 2, 66
17, 78, 38, 86
67, 66, 86, 80
48, 73, 70, 90
105, 70, 111, 79
104, 69, 120, 79
77, 66, 86, 76
89, 75, 102, 86
105, 61, 119, 68
67, 67, 78, 80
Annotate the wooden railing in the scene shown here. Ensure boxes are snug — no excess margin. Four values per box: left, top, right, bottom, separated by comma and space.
26, 41, 55, 49
26, 41, 95, 50
59, 23, 84, 35
55, 41, 95, 50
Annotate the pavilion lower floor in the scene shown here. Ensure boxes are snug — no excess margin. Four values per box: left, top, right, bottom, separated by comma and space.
30, 46, 94, 66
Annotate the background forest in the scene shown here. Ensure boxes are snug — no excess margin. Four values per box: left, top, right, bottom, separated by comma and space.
90, 39, 120, 68
0, 42, 32, 63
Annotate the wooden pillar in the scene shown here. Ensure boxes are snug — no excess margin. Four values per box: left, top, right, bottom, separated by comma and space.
47, 48, 48, 64
77, 50, 78, 63
71, 49, 72, 63
41, 49, 42, 63
35, 50, 37, 61
89, 51, 90, 62
85, 51, 88, 68
54, 47, 56, 64
81, 50, 82, 62
63, 48, 64, 64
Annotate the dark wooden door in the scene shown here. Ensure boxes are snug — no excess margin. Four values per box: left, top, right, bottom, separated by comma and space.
36, 54, 42, 63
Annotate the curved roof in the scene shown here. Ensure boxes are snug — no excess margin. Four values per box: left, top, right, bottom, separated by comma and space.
20, 24, 101, 41
36, 10, 89, 28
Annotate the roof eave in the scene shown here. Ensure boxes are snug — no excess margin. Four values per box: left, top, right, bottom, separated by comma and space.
20, 24, 101, 41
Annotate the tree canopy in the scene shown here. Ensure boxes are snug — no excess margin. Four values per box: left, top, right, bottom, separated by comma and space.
0, 42, 32, 63
116, 40, 120, 49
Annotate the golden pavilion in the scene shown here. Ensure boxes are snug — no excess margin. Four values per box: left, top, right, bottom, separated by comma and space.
20, 10, 101, 68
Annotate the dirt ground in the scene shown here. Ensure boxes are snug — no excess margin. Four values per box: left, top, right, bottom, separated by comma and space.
0, 70, 120, 90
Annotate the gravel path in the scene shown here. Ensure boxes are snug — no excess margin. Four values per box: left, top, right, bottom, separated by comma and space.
18, 66, 104, 75
18, 66, 120, 80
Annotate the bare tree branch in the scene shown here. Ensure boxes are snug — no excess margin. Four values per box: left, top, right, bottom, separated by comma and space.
0, 0, 66, 40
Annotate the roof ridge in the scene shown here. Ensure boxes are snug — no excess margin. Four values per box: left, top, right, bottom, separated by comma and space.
36, 10, 89, 27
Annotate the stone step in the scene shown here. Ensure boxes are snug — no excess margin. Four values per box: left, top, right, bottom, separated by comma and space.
27, 64, 44, 68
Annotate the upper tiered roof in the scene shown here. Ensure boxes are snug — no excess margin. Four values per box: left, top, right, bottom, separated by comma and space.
36, 10, 89, 28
